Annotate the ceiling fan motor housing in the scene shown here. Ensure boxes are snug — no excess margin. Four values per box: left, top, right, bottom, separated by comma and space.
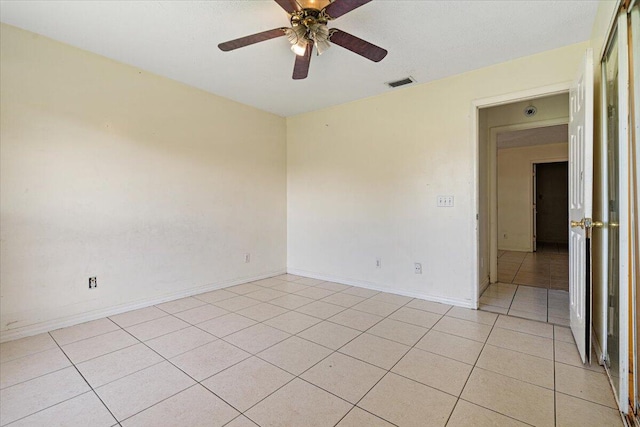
289, 9, 331, 54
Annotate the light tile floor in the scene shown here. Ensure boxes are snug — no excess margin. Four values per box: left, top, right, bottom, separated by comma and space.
0, 274, 622, 427
481, 246, 571, 325
479, 283, 570, 326
498, 246, 569, 291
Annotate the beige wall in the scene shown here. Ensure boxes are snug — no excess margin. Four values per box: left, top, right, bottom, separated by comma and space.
287, 42, 589, 306
497, 143, 568, 251
0, 24, 287, 340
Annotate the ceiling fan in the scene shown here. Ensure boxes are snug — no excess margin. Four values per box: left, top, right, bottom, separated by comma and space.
218, 0, 387, 80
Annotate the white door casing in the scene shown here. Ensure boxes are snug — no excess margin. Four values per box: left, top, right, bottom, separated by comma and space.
569, 48, 594, 364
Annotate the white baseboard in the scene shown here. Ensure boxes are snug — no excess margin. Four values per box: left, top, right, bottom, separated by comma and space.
287, 268, 475, 309
0, 269, 286, 343
497, 246, 531, 252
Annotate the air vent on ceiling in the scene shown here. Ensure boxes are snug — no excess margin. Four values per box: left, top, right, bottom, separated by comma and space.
386, 76, 415, 88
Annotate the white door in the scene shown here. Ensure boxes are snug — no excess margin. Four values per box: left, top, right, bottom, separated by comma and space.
568, 49, 594, 364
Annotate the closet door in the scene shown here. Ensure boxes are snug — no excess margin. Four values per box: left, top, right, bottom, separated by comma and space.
601, 10, 630, 413
628, 0, 639, 415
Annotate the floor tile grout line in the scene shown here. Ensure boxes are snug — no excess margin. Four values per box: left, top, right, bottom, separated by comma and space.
1, 329, 142, 391
0, 343, 60, 366
0, 389, 104, 427
236, 294, 416, 426
442, 314, 499, 426
365, 306, 451, 389
328, 303, 437, 427
554, 390, 621, 411
62, 340, 142, 367
331, 405, 399, 427
48, 318, 122, 348
48, 331, 121, 425
454, 397, 539, 427
187, 287, 401, 421
554, 358, 609, 374
3, 330, 171, 392
110, 325, 256, 423
492, 322, 555, 340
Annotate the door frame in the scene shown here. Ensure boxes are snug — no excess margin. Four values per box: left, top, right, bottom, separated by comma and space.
472, 83, 570, 305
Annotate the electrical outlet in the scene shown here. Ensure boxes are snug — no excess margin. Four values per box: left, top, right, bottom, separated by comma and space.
244, 253, 250, 263
89, 277, 97, 289
414, 263, 422, 274
376, 258, 382, 268
437, 196, 454, 207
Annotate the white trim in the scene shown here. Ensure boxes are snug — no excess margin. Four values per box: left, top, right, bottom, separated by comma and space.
616, 11, 630, 413
598, 0, 624, 64
629, 0, 640, 414
0, 269, 286, 343
600, 44, 611, 371
287, 268, 476, 309
473, 83, 572, 110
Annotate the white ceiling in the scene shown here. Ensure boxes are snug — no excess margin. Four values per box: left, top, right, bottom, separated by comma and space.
497, 124, 569, 149
0, 1, 599, 117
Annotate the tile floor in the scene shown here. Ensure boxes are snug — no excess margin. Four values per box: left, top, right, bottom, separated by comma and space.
479, 283, 570, 326
0, 274, 622, 427
497, 247, 569, 291
481, 247, 571, 325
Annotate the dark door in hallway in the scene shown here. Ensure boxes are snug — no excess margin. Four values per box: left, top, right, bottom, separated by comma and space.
535, 161, 569, 250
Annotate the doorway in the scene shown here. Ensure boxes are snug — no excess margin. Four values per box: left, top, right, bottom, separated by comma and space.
534, 161, 569, 254
476, 94, 571, 324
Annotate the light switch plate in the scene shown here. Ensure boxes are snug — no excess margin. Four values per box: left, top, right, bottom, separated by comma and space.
437, 196, 454, 207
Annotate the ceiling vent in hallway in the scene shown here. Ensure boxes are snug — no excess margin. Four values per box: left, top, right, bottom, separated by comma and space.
386, 76, 415, 88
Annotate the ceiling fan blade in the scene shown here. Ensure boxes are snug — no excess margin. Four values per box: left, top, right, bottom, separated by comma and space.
218, 28, 287, 52
323, 0, 372, 19
329, 29, 387, 62
274, 0, 301, 13
292, 44, 312, 80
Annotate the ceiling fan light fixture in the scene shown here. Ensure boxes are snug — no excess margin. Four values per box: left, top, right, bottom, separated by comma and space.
286, 24, 309, 56
218, 0, 387, 80
309, 23, 330, 55
315, 38, 331, 55
291, 40, 309, 56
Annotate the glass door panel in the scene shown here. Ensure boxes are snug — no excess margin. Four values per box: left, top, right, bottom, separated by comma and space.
603, 27, 621, 399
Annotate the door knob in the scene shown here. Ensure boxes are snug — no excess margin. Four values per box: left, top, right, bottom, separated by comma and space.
571, 219, 585, 229
570, 218, 604, 229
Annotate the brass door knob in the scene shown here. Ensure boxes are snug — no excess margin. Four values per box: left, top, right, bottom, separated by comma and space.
570, 218, 604, 229
571, 219, 585, 228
